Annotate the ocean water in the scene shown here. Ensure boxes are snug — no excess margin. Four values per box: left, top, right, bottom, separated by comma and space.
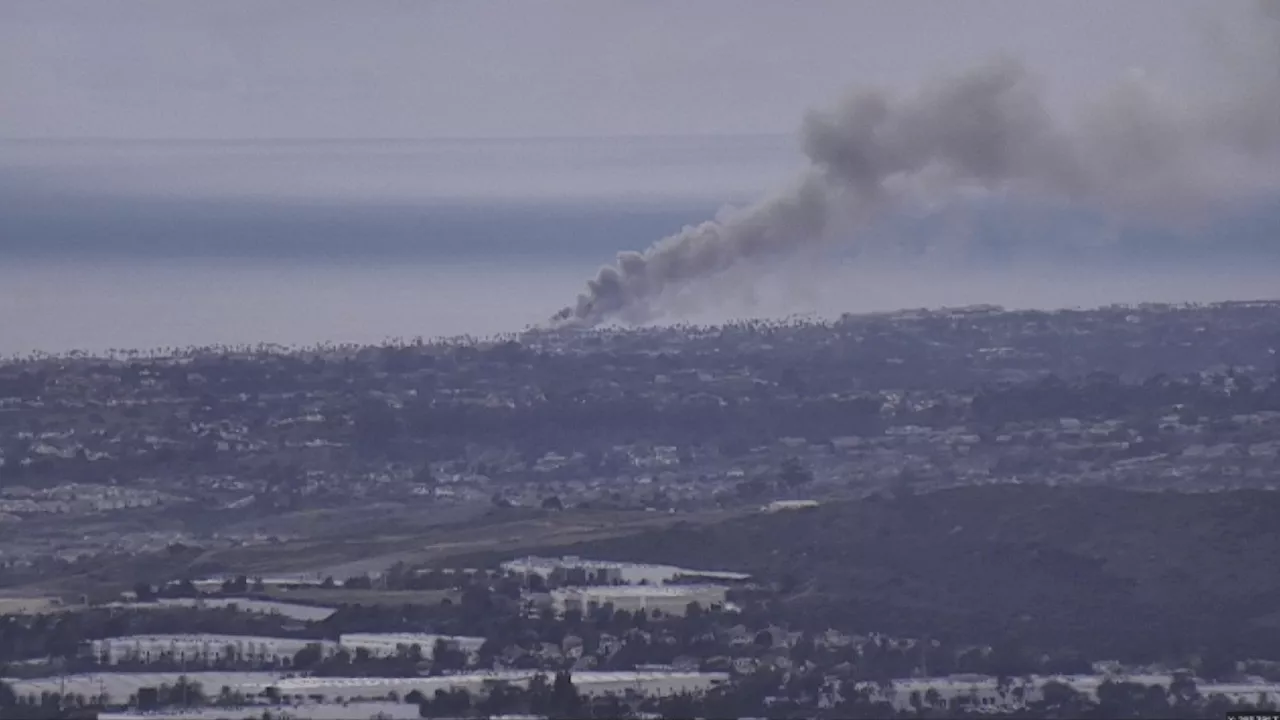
1, 137, 1277, 356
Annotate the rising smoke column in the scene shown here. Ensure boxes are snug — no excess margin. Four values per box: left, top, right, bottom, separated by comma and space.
553, 2, 1280, 329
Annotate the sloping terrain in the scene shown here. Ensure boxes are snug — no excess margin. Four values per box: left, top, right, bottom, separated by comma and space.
514, 485, 1280, 662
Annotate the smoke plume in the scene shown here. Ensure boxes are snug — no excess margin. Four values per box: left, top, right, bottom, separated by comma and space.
553, 1, 1280, 329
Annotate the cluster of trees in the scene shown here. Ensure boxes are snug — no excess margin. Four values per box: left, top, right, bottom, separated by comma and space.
0, 606, 312, 670
414, 670, 582, 719
0, 680, 105, 720
644, 672, 1280, 719
522, 482, 1280, 672
287, 639, 468, 678
970, 370, 1280, 428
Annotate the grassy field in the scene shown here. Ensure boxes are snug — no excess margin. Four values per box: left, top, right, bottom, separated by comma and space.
0, 595, 63, 614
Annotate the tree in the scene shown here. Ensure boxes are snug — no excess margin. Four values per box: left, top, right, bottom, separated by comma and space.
780, 456, 814, 487
754, 630, 774, 648
924, 687, 941, 709
1037, 680, 1089, 716
549, 670, 581, 719
133, 582, 156, 602
343, 574, 374, 590
432, 639, 466, 672
528, 673, 551, 715
1169, 672, 1200, 707
292, 643, 324, 670
221, 576, 249, 594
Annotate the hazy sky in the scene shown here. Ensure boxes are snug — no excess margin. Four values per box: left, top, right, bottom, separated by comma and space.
1, 0, 1227, 140
1, 0, 1277, 352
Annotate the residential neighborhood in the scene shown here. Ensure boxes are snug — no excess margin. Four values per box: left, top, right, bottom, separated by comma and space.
1, 301, 1280, 717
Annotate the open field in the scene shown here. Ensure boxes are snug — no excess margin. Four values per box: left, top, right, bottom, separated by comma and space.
16, 505, 752, 598
261, 588, 458, 607
0, 595, 63, 615
194, 506, 750, 579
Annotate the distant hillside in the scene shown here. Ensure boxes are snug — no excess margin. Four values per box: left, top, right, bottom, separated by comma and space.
514, 485, 1280, 663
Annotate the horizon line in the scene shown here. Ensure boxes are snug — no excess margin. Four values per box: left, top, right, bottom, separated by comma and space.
0, 132, 795, 145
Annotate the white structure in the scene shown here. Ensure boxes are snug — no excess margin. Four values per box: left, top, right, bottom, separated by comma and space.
550, 585, 728, 617
86, 635, 336, 666
762, 499, 820, 512
338, 633, 486, 660
242, 670, 729, 700
502, 555, 749, 586
191, 574, 328, 591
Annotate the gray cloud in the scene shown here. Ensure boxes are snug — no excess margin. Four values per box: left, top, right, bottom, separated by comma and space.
556, 1, 1280, 328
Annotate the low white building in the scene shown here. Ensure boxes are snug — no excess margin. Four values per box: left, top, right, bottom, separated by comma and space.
762, 500, 820, 512
550, 585, 728, 617
502, 555, 749, 586
338, 633, 486, 660
244, 670, 729, 700
86, 635, 336, 666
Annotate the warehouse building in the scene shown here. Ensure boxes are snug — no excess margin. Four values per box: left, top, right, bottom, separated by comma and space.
86, 635, 336, 666
549, 584, 729, 617
338, 633, 486, 661
502, 555, 749, 586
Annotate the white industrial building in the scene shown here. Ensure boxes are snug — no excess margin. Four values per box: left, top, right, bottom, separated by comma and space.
338, 633, 486, 660
86, 633, 486, 667
762, 499, 820, 512
550, 585, 729, 617
241, 670, 730, 700
86, 635, 337, 666
502, 555, 749, 586
15, 670, 727, 707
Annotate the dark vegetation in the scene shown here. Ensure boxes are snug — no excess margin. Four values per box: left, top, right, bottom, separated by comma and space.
485, 484, 1280, 668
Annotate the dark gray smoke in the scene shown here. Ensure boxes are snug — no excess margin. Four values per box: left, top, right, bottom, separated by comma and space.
554, 1, 1280, 329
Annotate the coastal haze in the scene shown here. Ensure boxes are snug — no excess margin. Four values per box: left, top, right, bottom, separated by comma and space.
3, 0, 1278, 354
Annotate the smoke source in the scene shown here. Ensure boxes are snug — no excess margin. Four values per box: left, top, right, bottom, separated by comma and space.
553, 1, 1280, 329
